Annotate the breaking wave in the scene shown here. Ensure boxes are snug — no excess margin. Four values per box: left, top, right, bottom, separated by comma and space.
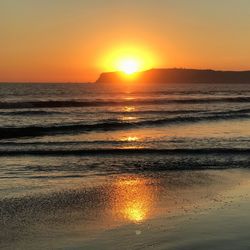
0, 96, 250, 109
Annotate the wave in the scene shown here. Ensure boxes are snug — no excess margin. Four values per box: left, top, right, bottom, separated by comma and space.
1, 148, 250, 156
114, 108, 250, 116
1, 96, 250, 109
0, 109, 205, 116
1, 108, 249, 118
0, 113, 249, 139
0, 110, 63, 116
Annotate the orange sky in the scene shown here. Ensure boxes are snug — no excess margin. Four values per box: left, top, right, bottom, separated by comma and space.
1, 0, 250, 82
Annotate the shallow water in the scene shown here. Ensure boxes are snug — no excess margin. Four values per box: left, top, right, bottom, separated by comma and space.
0, 83, 249, 197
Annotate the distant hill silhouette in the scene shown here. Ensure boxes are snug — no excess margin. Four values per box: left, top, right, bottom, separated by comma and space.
96, 68, 250, 84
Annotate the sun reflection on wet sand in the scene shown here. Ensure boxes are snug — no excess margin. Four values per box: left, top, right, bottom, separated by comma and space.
111, 176, 155, 223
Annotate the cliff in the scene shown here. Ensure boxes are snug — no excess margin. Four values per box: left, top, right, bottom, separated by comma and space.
95, 68, 250, 84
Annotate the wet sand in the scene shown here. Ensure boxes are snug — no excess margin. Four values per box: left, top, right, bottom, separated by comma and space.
1, 169, 250, 249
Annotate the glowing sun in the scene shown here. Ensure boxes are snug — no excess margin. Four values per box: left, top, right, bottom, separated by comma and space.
117, 58, 139, 74
100, 45, 157, 74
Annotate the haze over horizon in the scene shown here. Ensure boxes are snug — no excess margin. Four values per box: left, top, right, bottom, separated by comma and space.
1, 0, 250, 82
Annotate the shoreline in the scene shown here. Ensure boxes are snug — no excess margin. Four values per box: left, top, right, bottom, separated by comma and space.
1, 169, 250, 249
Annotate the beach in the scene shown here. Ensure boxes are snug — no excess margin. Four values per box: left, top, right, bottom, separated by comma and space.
1, 169, 250, 249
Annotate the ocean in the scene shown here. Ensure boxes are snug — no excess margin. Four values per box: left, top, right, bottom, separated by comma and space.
1, 82, 250, 249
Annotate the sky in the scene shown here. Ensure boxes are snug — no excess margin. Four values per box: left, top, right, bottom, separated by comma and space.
1, 0, 250, 82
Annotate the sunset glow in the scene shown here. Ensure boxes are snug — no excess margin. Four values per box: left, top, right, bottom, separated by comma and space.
101, 45, 156, 74
117, 58, 140, 74
1, 1, 250, 82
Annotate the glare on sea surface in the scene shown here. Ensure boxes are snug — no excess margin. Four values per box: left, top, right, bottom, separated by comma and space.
120, 135, 140, 149
120, 116, 136, 121
124, 106, 135, 112
121, 136, 139, 142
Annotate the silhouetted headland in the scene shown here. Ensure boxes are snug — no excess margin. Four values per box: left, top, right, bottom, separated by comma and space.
96, 68, 250, 84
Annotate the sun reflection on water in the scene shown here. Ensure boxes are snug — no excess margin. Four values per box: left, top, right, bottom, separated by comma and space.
124, 97, 135, 101
121, 104, 137, 121
120, 116, 136, 121
121, 136, 139, 142
123, 106, 135, 112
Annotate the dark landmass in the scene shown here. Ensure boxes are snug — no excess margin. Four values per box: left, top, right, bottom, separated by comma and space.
96, 68, 250, 84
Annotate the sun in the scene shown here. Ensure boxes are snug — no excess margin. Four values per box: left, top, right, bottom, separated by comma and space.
117, 58, 140, 74
100, 45, 157, 74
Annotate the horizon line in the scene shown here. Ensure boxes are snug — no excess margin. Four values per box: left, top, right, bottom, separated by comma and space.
2, 67, 250, 84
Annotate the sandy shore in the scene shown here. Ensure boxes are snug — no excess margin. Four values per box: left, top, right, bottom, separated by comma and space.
1, 169, 250, 249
